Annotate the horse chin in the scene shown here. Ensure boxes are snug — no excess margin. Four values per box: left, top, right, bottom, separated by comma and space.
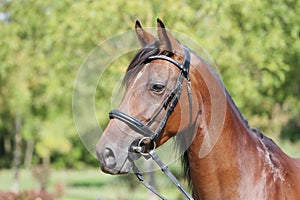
100, 159, 133, 175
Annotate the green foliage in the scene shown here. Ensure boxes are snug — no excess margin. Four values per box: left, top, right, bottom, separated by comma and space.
0, 0, 299, 170
281, 115, 300, 143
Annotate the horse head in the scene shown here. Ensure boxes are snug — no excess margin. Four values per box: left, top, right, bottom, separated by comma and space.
96, 19, 200, 174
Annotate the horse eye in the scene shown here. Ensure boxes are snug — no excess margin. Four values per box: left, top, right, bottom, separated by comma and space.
150, 83, 165, 93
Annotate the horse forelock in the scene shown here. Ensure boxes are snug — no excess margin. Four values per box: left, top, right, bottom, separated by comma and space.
122, 41, 161, 87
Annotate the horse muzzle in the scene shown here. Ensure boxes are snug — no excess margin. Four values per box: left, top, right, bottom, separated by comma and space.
96, 122, 136, 175
97, 143, 133, 174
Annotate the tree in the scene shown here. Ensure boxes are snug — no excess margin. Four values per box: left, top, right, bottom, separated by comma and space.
0, 0, 299, 176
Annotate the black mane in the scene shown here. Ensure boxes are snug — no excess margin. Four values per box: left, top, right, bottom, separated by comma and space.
175, 124, 196, 195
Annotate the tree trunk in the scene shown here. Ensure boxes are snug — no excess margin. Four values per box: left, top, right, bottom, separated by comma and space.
41, 155, 50, 192
12, 113, 22, 193
4, 135, 11, 157
4, 135, 11, 165
24, 139, 34, 169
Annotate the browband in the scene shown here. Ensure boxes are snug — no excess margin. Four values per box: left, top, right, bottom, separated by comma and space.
147, 46, 190, 79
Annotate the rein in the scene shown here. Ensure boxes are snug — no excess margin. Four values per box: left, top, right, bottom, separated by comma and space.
109, 46, 194, 200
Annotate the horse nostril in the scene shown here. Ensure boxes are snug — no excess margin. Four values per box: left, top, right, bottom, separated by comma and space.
103, 148, 117, 168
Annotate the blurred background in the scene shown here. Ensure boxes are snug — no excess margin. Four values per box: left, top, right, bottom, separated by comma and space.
0, 0, 299, 199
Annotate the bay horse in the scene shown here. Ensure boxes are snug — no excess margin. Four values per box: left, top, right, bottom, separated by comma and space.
96, 19, 300, 199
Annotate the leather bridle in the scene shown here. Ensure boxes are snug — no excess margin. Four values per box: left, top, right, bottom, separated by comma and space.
109, 46, 194, 200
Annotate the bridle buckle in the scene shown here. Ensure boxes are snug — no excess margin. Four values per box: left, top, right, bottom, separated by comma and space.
131, 137, 156, 156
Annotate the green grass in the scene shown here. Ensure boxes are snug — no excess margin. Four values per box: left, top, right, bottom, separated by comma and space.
0, 166, 187, 200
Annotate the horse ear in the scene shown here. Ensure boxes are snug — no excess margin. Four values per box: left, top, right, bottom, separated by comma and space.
135, 20, 157, 47
157, 18, 183, 57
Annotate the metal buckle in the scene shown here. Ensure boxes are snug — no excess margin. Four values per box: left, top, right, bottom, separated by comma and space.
131, 137, 156, 156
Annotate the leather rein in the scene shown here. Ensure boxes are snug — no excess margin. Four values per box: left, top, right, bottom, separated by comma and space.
109, 46, 194, 200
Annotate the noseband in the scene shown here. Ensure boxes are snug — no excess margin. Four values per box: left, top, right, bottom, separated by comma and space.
109, 46, 194, 200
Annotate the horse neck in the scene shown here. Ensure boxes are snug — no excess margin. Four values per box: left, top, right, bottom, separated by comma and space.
188, 98, 259, 199
185, 57, 260, 199
183, 54, 300, 199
